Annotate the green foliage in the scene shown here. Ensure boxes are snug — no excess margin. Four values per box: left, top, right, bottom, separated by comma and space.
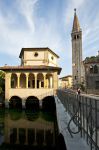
77, 83, 85, 92
0, 70, 5, 94
80, 84, 85, 91
0, 87, 3, 94
84, 56, 99, 63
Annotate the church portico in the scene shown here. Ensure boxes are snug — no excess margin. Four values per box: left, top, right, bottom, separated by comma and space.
9, 72, 54, 90
4, 69, 60, 108
5, 71, 56, 108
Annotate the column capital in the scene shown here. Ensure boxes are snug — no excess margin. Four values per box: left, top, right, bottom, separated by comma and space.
34, 73, 37, 77
16, 73, 20, 77
43, 73, 47, 77
6, 73, 11, 78
25, 73, 29, 77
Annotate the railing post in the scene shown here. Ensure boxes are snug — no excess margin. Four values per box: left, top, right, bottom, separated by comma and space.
90, 99, 92, 150
86, 97, 88, 144
82, 96, 85, 138
95, 100, 97, 150
80, 95, 82, 137
56, 89, 99, 149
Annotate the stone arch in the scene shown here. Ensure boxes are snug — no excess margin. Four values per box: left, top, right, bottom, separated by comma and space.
9, 96, 22, 109
42, 96, 56, 112
11, 73, 17, 88
46, 73, 53, 88
20, 73, 26, 88
28, 73, 35, 88
25, 96, 39, 111
37, 73, 44, 88
94, 65, 98, 73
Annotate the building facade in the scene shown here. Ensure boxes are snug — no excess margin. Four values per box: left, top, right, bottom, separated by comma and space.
83, 55, 99, 94
59, 75, 72, 89
0, 47, 61, 108
71, 9, 83, 89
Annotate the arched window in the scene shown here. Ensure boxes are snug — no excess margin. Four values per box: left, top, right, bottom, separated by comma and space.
74, 35, 76, 40
37, 73, 44, 88
11, 73, 17, 88
94, 65, 98, 73
20, 73, 26, 88
77, 35, 79, 39
46, 74, 53, 88
89, 65, 93, 73
28, 73, 35, 88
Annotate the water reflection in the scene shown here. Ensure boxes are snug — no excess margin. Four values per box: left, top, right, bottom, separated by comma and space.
0, 109, 58, 149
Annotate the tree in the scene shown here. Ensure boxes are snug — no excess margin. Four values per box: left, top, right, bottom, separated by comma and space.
0, 70, 5, 94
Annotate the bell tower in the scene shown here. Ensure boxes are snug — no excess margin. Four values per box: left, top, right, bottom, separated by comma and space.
71, 9, 82, 89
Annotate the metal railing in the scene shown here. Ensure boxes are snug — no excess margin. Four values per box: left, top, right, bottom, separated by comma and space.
57, 89, 99, 150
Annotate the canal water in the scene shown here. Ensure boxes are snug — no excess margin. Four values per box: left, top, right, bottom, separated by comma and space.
0, 108, 59, 150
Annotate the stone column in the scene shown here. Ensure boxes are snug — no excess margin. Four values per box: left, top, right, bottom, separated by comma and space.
16, 128, 19, 144
5, 73, 11, 108
34, 73, 37, 89
26, 73, 29, 88
46, 79, 48, 88
43, 73, 46, 88
43, 129, 46, 145
25, 129, 28, 145
34, 129, 37, 145
17, 73, 20, 88
53, 72, 58, 95
50, 76, 53, 88
39, 81, 41, 88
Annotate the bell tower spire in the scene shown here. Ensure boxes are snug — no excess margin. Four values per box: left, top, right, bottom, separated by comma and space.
72, 8, 81, 32
71, 9, 82, 89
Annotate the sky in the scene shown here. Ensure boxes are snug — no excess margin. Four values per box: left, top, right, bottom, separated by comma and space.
0, 0, 99, 77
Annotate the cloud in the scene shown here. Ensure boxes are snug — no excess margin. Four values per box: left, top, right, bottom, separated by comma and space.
64, 0, 85, 27
0, 0, 99, 76
16, 0, 38, 33
0, 0, 39, 56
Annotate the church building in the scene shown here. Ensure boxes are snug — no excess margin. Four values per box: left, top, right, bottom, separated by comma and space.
0, 47, 61, 108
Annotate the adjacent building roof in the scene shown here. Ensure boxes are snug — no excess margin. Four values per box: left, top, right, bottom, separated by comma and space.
72, 9, 81, 32
19, 47, 59, 58
0, 65, 62, 75
59, 75, 72, 81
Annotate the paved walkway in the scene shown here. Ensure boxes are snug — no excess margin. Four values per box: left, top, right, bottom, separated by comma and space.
55, 96, 90, 150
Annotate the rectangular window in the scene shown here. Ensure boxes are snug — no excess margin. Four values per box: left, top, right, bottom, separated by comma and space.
95, 81, 99, 89
75, 76, 76, 80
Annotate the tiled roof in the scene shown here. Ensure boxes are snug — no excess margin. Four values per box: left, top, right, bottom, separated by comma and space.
59, 75, 72, 80
0, 65, 62, 74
